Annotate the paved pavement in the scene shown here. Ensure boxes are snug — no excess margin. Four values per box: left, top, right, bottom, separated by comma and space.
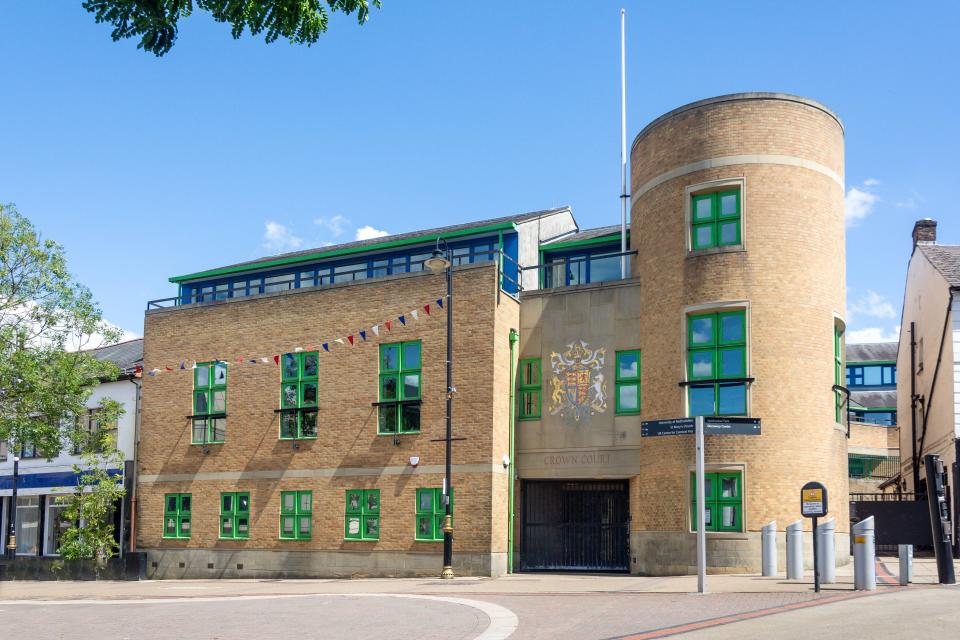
0, 558, 958, 639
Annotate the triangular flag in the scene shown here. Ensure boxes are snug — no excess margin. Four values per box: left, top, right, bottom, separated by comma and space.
371, 325, 380, 336
294, 347, 304, 352
179, 362, 186, 370
411, 309, 419, 321
398, 315, 406, 325
347, 335, 355, 346
322, 343, 330, 352
260, 357, 269, 363
386, 320, 392, 332
236, 356, 244, 364
273, 355, 280, 365
249, 359, 257, 364
148, 368, 160, 377
359, 330, 367, 341
165, 366, 174, 371
335, 338, 345, 345
306, 344, 316, 351
424, 304, 430, 315
192, 361, 198, 369
437, 297, 443, 309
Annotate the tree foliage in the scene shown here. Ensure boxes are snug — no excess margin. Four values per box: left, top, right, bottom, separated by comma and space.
0, 203, 121, 457
82, 0, 382, 57
55, 436, 127, 562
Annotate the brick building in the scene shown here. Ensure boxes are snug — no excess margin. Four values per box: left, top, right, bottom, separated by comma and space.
137, 92, 851, 577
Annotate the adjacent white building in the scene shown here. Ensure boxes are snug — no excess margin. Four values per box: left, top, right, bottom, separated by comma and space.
0, 339, 142, 556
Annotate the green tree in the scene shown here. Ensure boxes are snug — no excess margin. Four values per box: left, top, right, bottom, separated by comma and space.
55, 433, 127, 562
82, 0, 382, 57
0, 203, 122, 458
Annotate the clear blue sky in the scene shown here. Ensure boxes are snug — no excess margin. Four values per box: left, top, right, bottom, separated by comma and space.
1, 2, 956, 342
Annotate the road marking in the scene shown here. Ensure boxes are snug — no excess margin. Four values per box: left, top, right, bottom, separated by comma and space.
0, 593, 518, 640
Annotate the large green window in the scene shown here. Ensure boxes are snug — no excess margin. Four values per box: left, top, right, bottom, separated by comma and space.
687, 310, 747, 416
279, 351, 319, 439
615, 350, 641, 415
163, 493, 192, 539
691, 471, 743, 532
192, 361, 227, 444
279, 491, 312, 540
518, 358, 541, 420
344, 489, 380, 540
834, 325, 844, 423
691, 189, 741, 250
415, 487, 452, 542
378, 341, 422, 434
219, 492, 250, 539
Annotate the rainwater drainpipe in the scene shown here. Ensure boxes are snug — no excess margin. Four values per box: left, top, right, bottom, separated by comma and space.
911, 322, 920, 493
507, 329, 519, 573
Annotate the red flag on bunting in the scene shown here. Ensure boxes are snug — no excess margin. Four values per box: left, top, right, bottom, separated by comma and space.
347, 335, 355, 346
273, 355, 280, 365
385, 320, 392, 332
424, 304, 430, 315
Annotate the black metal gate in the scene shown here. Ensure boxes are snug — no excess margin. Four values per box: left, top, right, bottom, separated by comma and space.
850, 493, 932, 553
521, 480, 629, 572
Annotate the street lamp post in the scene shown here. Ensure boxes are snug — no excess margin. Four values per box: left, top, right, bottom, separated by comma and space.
5, 455, 19, 560
425, 241, 455, 579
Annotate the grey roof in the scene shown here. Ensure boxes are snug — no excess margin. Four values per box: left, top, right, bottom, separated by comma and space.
919, 244, 960, 287
193, 206, 572, 277
542, 224, 625, 246
846, 342, 897, 362
850, 390, 897, 410
88, 339, 143, 374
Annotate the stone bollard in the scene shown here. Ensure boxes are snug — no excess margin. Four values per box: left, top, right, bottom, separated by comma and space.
853, 516, 876, 591
786, 519, 804, 580
816, 518, 836, 584
899, 544, 913, 585
761, 521, 777, 577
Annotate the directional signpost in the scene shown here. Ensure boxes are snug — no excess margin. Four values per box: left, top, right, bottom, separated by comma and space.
641, 415, 762, 594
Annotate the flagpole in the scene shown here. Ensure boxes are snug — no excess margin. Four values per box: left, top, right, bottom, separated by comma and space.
619, 8, 629, 279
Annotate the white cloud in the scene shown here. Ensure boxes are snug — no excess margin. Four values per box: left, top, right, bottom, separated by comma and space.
68, 321, 140, 352
845, 183, 880, 227
863, 178, 881, 187
314, 215, 349, 237
849, 290, 897, 321
355, 225, 390, 241
262, 221, 303, 253
847, 326, 900, 344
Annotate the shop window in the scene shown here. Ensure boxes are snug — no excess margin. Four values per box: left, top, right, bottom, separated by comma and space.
163, 493, 192, 539
615, 350, 641, 415
344, 489, 380, 541
219, 492, 250, 540
16, 496, 40, 555
415, 488, 452, 542
192, 362, 227, 444
687, 310, 747, 416
279, 491, 312, 540
518, 358, 541, 420
378, 341, 422, 434
690, 471, 743, 532
691, 189, 741, 250
279, 351, 319, 440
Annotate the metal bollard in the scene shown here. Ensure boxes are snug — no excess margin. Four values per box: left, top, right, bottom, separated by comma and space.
761, 521, 777, 577
898, 544, 913, 585
786, 519, 804, 580
853, 516, 876, 591
816, 518, 836, 584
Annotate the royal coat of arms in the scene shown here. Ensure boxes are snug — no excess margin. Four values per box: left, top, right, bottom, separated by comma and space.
549, 341, 607, 421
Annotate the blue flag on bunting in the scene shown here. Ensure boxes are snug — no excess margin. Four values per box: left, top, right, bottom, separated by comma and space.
398, 315, 406, 325
322, 343, 330, 352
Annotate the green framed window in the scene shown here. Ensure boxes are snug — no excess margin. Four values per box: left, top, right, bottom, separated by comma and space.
344, 489, 380, 540
518, 358, 541, 420
615, 350, 641, 415
834, 325, 844, 423
279, 351, 319, 439
415, 487, 452, 542
691, 189, 741, 250
378, 341, 422, 434
691, 471, 743, 532
163, 493, 192, 539
279, 491, 312, 540
687, 310, 747, 416
219, 492, 250, 539
192, 361, 227, 444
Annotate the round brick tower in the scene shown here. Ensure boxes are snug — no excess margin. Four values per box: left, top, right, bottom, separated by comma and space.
630, 93, 847, 574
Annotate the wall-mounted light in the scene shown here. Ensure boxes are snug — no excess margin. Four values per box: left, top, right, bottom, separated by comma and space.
410, 456, 420, 467
502, 454, 510, 469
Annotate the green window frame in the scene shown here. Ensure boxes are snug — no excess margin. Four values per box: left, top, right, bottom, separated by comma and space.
834, 324, 844, 423
615, 350, 641, 415
691, 189, 741, 251
219, 492, 250, 539
192, 361, 227, 444
687, 310, 747, 416
518, 358, 541, 420
279, 490, 312, 540
691, 471, 743, 532
344, 489, 380, 540
163, 493, 192, 539
378, 341, 422, 434
415, 487, 452, 542
279, 351, 319, 440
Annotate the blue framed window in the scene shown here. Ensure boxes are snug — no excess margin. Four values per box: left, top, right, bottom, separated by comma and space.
845, 364, 896, 388
543, 244, 625, 288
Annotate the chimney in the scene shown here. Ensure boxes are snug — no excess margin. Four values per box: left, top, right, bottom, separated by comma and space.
912, 218, 937, 249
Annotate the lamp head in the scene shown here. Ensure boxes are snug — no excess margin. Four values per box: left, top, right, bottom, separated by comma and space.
424, 249, 451, 274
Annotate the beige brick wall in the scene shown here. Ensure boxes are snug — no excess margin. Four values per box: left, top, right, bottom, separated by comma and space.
137, 263, 517, 563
